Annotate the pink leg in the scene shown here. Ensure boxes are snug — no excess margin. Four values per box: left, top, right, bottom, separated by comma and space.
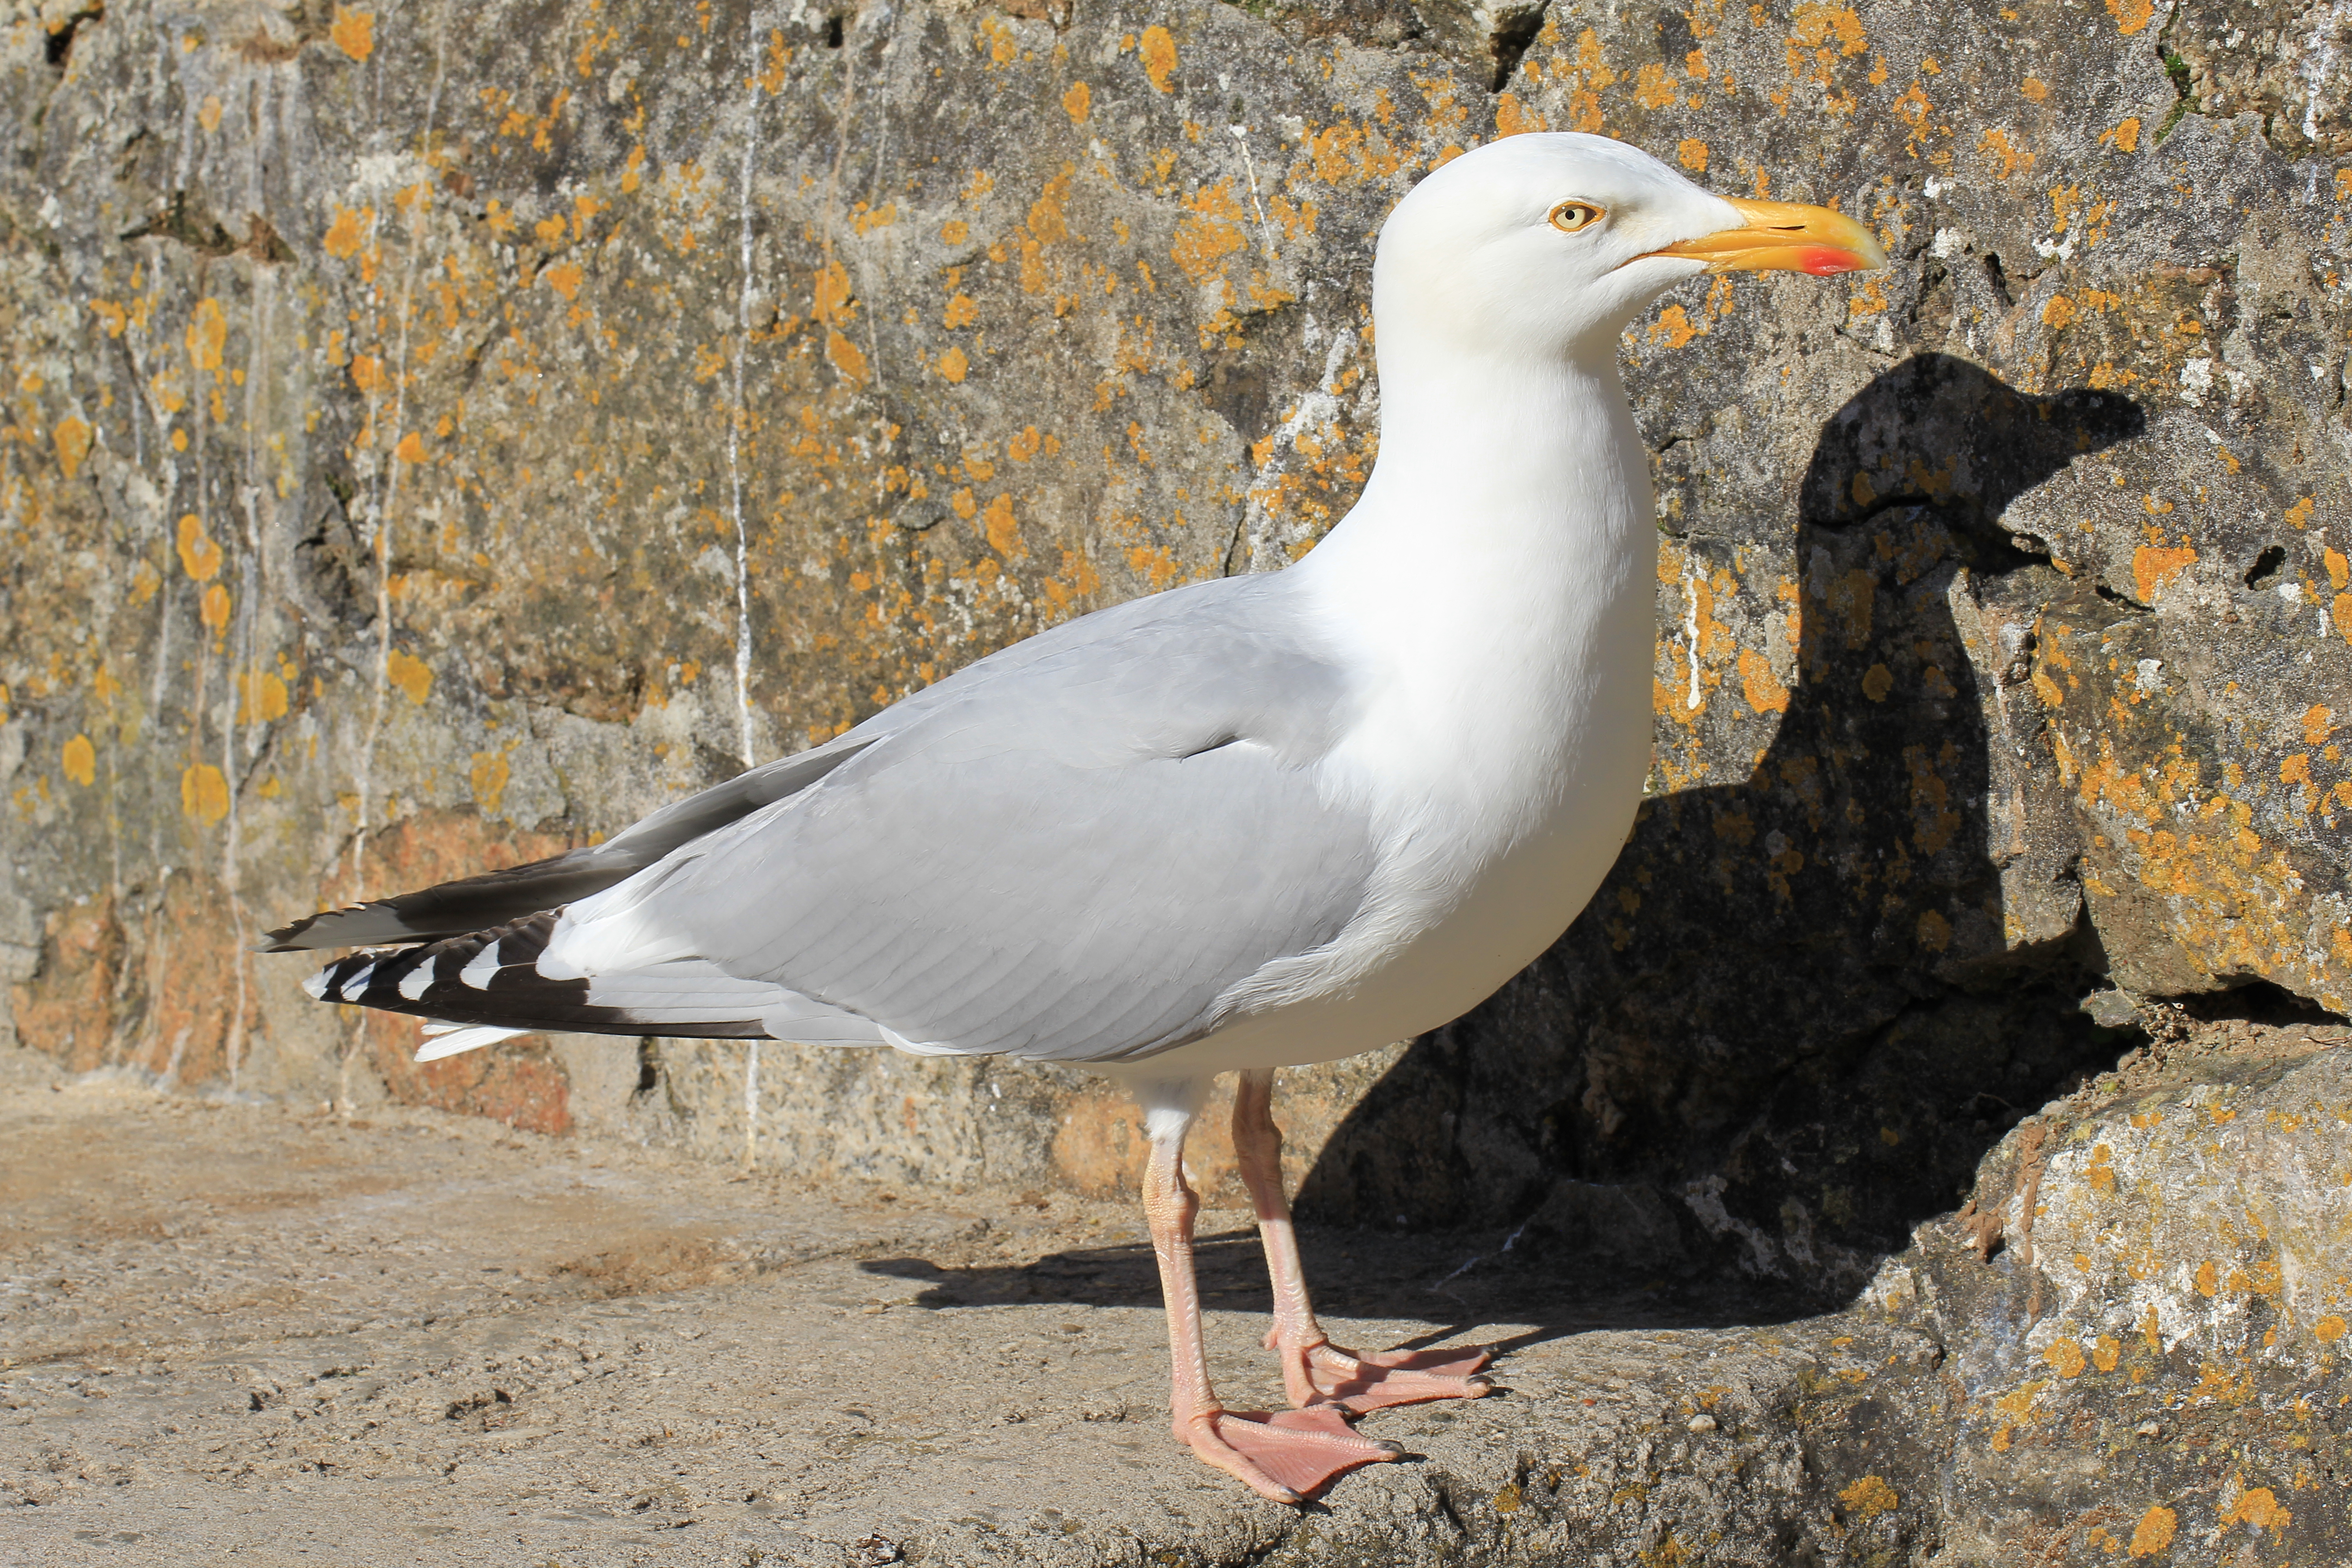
1140, 1098, 1402, 1503
1233, 1068, 1496, 1414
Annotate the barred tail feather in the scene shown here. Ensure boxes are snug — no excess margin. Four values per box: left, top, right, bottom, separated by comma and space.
301, 908, 896, 1056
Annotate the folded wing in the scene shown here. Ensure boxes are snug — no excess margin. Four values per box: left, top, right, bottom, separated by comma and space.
294, 575, 1380, 1065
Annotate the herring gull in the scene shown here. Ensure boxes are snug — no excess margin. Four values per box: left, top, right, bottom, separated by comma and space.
267, 132, 1884, 1503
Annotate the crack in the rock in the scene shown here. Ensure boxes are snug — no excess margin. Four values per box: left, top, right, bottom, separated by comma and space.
121, 193, 294, 265
1486, 4, 1548, 92
44, 4, 103, 69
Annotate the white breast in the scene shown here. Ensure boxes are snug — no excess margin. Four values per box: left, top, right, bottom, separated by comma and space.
1159, 355, 1661, 1077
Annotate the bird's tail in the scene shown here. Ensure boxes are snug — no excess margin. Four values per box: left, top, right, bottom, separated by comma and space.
303, 910, 771, 1060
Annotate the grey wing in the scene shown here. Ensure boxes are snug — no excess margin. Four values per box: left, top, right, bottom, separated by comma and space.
261, 737, 875, 949
546, 577, 1377, 1063
266, 575, 1260, 952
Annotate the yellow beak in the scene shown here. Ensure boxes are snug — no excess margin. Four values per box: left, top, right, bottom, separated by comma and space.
1642, 197, 1889, 276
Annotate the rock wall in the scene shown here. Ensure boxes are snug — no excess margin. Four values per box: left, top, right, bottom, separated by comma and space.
2, 0, 2348, 1306
6, 0, 2352, 1556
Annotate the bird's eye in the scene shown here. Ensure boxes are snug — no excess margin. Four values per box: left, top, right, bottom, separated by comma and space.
1548, 201, 1605, 234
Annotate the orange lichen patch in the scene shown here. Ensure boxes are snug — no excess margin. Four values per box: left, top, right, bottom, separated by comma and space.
2127, 1504, 2176, 1556
1631, 63, 1678, 110
181, 763, 230, 825
60, 735, 96, 786
469, 750, 511, 814
1979, 128, 2034, 180
2286, 495, 2316, 530
1737, 647, 1789, 714
1062, 81, 1091, 122
1789, 3, 1867, 58
235, 670, 289, 725
542, 260, 584, 300
2101, 117, 2142, 152
2086, 1142, 2116, 1191
1025, 162, 1074, 253
2092, 1335, 2121, 1372
1138, 25, 1177, 92
349, 353, 387, 392
1171, 182, 1249, 282
394, 431, 428, 464
331, 5, 374, 60
1494, 92, 1547, 135
2132, 543, 2196, 602
1838, 1475, 1897, 1520
199, 583, 232, 633
185, 298, 228, 373
1296, 119, 1404, 189
2106, 0, 2154, 33
53, 416, 91, 479
1559, 29, 1617, 133
1907, 744, 1960, 854
2042, 1339, 2087, 1377
980, 493, 1024, 559
935, 345, 968, 383
2195, 1259, 2219, 1297
386, 648, 434, 706
1649, 304, 1701, 349
2020, 76, 2048, 102
323, 205, 372, 258
2225, 1488, 2291, 1529
2317, 1315, 2348, 1343
1861, 662, 1894, 701
1678, 137, 1709, 171
826, 330, 870, 383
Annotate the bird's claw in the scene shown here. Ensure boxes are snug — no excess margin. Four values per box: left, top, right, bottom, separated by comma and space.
1266, 1332, 1495, 1412
1176, 1406, 1402, 1504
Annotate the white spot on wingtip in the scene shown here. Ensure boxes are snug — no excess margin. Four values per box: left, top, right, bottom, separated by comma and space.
397, 963, 433, 1001
461, 947, 501, 989
301, 968, 331, 1000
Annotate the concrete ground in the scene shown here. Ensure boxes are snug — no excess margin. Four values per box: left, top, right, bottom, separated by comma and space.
1, 1062, 1933, 1568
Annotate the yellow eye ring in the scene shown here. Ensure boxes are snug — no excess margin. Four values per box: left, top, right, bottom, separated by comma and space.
1549, 201, 1605, 234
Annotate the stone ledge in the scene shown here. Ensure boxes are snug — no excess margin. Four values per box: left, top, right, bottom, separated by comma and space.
5, 1022, 2346, 1565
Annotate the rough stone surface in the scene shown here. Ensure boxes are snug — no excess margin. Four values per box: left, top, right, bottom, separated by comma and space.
4, 0, 2352, 1556
5, 1011, 2350, 1564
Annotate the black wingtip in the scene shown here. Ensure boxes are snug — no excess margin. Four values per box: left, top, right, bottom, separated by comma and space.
258, 914, 319, 952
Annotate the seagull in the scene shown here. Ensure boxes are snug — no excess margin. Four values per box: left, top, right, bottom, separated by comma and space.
267, 132, 1883, 1504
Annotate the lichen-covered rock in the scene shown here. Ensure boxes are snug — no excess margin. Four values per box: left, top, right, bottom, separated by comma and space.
1878, 1019, 2352, 1563
1, 0, 2348, 1548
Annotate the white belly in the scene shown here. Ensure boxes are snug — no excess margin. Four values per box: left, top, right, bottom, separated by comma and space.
1120, 737, 1648, 1081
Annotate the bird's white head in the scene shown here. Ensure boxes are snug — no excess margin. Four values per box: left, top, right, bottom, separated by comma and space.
1372, 132, 1886, 366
